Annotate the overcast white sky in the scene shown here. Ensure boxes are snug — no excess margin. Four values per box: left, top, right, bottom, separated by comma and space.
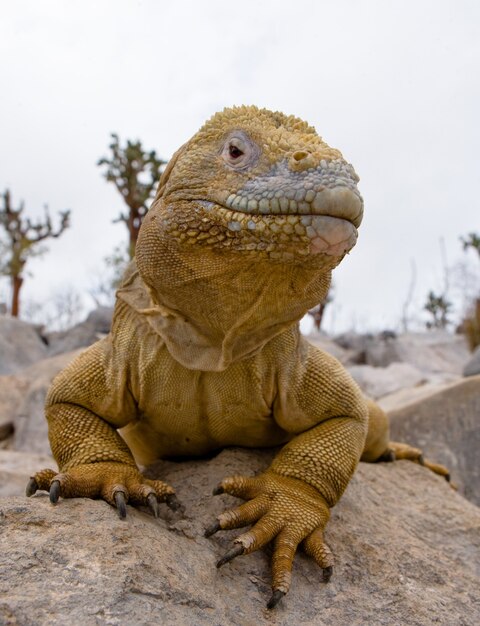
1, 0, 479, 333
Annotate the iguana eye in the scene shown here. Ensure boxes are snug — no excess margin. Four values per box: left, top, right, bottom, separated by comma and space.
229, 143, 244, 159
221, 132, 260, 170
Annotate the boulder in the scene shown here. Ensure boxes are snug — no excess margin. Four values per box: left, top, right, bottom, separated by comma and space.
45, 307, 113, 356
387, 376, 480, 505
0, 373, 27, 438
0, 449, 478, 625
348, 362, 427, 399
0, 350, 83, 456
332, 331, 375, 364
307, 332, 355, 364
0, 316, 48, 375
0, 449, 56, 497
463, 345, 480, 377
378, 382, 451, 413
363, 331, 469, 374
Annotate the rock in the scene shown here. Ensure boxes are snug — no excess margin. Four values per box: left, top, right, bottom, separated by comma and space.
0, 422, 14, 443
85, 306, 114, 333
332, 331, 374, 364
387, 376, 480, 505
348, 362, 427, 399
0, 449, 478, 625
378, 382, 451, 413
0, 316, 48, 375
364, 331, 469, 374
45, 306, 113, 356
0, 373, 27, 438
307, 332, 355, 364
0, 350, 83, 456
0, 449, 56, 497
463, 345, 480, 377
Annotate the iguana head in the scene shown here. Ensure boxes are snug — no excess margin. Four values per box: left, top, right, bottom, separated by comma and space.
130, 106, 363, 370
141, 105, 362, 267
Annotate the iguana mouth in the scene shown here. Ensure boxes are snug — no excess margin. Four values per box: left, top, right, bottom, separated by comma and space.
193, 202, 358, 258
223, 159, 363, 228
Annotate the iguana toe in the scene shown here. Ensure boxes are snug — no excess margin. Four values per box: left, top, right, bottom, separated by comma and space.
302, 527, 334, 572
387, 442, 452, 483
26, 468, 57, 496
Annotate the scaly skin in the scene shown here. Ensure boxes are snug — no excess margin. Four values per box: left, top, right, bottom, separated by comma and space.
28, 106, 449, 608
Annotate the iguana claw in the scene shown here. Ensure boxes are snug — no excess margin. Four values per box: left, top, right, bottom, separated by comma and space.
267, 590, 285, 610
322, 565, 333, 582
147, 493, 159, 518
216, 544, 244, 568
165, 494, 183, 512
26, 478, 38, 497
204, 520, 221, 537
114, 491, 127, 519
49, 480, 61, 504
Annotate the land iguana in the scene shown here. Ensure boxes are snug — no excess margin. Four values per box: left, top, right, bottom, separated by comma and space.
27, 106, 449, 609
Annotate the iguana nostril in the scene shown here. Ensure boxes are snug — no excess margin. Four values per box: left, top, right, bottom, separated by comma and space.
292, 150, 309, 161
289, 150, 316, 172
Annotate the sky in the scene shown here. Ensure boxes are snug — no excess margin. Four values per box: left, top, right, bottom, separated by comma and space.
0, 0, 479, 333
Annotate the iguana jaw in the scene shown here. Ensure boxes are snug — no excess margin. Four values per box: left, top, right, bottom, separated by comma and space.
196, 203, 358, 259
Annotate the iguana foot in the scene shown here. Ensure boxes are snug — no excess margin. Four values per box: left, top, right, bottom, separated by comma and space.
26, 462, 180, 518
385, 442, 451, 482
205, 470, 333, 609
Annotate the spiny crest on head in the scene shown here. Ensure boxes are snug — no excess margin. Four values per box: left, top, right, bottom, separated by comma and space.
198, 105, 317, 138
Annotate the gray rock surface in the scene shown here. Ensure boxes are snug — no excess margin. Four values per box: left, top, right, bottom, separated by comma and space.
0, 449, 56, 497
332, 330, 375, 363
307, 332, 355, 364
464, 345, 480, 377
332, 330, 470, 373
363, 331, 470, 373
0, 449, 479, 626
0, 316, 48, 375
387, 376, 480, 505
348, 362, 427, 399
0, 373, 26, 437
45, 306, 113, 356
0, 350, 82, 456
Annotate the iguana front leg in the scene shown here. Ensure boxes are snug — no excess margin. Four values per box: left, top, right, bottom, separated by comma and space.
205, 342, 368, 608
26, 339, 179, 517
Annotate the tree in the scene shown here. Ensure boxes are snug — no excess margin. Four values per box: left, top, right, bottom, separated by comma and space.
423, 290, 452, 329
0, 189, 70, 317
459, 231, 480, 349
98, 134, 166, 257
308, 285, 334, 331
89, 244, 130, 307
461, 232, 480, 258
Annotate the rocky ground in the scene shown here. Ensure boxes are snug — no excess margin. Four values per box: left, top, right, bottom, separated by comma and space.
0, 311, 479, 625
